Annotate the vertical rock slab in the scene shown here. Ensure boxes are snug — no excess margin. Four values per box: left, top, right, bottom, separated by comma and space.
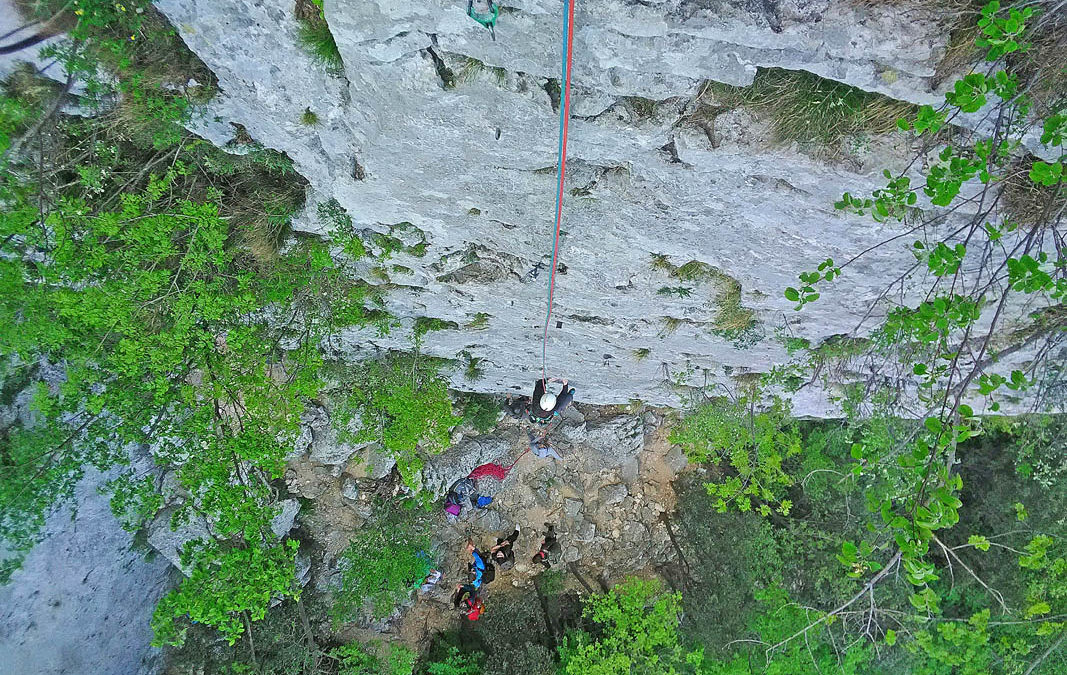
0, 470, 173, 675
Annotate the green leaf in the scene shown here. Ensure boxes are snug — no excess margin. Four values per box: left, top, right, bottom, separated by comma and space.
924, 417, 943, 434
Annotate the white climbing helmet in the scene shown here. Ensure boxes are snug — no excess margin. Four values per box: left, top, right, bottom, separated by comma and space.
539, 393, 557, 411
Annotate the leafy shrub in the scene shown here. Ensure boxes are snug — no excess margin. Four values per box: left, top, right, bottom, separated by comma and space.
331, 354, 460, 490
332, 500, 433, 622
460, 393, 500, 433
670, 395, 801, 516
423, 646, 484, 675
559, 578, 703, 674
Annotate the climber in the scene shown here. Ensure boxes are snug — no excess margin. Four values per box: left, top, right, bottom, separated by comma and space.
529, 377, 575, 424
527, 429, 563, 461
489, 525, 520, 570
532, 523, 563, 570
466, 0, 500, 41
551, 381, 575, 417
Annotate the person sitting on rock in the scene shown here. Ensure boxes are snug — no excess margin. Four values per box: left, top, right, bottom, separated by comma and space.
452, 583, 483, 621
419, 568, 442, 594
489, 524, 520, 570
532, 523, 563, 570
530, 378, 573, 424
527, 429, 563, 461
466, 539, 487, 589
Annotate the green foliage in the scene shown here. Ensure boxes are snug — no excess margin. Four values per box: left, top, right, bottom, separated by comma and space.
985, 415, 1067, 488
423, 647, 484, 675
465, 312, 491, 330
331, 642, 417, 675
152, 539, 300, 646
301, 107, 320, 126
658, 286, 693, 298
781, 0, 1067, 638
331, 354, 460, 489
332, 500, 433, 622
559, 578, 703, 675
781, 334, 811, 355
0, 4, 383, 646
704, 587, 875, 675
414, 316, 460, 339
975, 1, 1033, 60
459, 393, 500, 433
670, 395, 801, 516
784, 258, 839, 310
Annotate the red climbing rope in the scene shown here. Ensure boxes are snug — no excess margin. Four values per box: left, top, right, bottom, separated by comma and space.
541, 0, 577, 382
468, 447, 531, 481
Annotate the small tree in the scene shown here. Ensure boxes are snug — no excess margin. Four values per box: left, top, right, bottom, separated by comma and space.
559, 578, 703, 675
332, 500, 433, 622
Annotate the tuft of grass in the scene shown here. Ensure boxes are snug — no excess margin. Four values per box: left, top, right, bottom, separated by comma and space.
465, 312, 490, 330
413, 316, 459, 339
624, 96, 660, 120
300, 107, 319, 126
711, 276, 756, 333
706, 68, 914, 150
464, 357, 485, 382
811, 334, 870, 361
672, 260, 717, 283
457, 57, 508, 86
781, 334, 812, 355
632, 347, 651, 361
658, 286, 693, 298
649, 253, 675, 273
659, 316, 683, 337
297, 20, 343, 73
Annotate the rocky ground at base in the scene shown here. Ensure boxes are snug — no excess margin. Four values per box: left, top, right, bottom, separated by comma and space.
284, 399, 698, 651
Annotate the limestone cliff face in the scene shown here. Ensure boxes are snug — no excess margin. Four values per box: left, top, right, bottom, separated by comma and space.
153, 0, 962, 411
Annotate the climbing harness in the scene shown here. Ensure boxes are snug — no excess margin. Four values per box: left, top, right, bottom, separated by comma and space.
541, 0, 577, 382
467, 0, 500, 41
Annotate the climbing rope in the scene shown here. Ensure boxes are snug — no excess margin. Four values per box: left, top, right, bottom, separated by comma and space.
541, 0, 577, 382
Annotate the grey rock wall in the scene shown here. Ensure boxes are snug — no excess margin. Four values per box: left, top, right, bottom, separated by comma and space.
0, 470, 172, 675
152, 0, 978, 413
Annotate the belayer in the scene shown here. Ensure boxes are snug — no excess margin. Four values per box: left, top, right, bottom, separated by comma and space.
527, 429, 563, 461
529, 377, 575, 424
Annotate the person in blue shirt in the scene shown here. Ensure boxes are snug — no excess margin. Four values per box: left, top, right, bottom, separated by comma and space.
466, 539, 486, 589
